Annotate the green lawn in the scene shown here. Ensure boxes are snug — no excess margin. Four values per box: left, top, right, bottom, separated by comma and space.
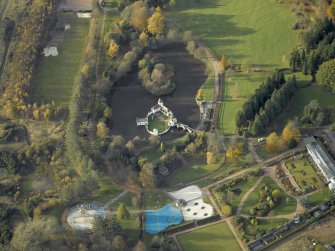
108, 191, 140, 211
144, 191, 173, 210
167, 155, 222, 186
148, 113, 170, 133
119, 216, 140, 246
140, 147, 163, 162
242, 176, 297, 215
307, 189, 331, 208
217, 175, 259, 214
200, 63, 215, 101
169, 0, 298, 135
286, 158, 323, 191
178, 222, 241, 251
32, 13, 90, 106
254, 142, 278, 160
268, 84, 335, 133
86, 176, 124, 203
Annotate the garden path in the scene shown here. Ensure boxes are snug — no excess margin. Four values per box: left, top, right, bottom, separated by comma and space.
103, 189, 128, 209
226, 218, 248, 251
236, 176, 264, 215
280, 162, 301, 193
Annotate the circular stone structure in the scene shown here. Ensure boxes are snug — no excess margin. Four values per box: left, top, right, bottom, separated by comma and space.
147, 110, 171, 135
66, 204, 105, 231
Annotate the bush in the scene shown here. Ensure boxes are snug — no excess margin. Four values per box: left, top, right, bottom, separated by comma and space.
316, 58, 335, 93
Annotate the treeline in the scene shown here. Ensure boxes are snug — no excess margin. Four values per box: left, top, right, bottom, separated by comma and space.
289, 18, 335, 76
236, 74, 297, 136
64, 16, 101, 200
0, 0, 65, 121
235, 71, 285, 134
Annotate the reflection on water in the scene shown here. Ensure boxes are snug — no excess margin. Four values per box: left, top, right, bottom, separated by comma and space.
109, 45, 207, 140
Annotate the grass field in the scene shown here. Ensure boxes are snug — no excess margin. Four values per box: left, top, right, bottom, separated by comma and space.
144, 191, 173, 209
32, 13, 90, 106
242, 176, 297, 215
119, 216, 140, 246
200, 63, 215, 101
178, 222, 241, 251
86, 176, 124, 203
286, 158, 323, 191
169, 0, 298, 134
254, 142, 278, 160
167, 155, 222, 186
307, 188, 330, 208
268, 85, 335, 133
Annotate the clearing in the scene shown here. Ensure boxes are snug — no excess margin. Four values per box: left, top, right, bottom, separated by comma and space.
178, 221, 241, 251
32, 13, 90, 106
169, 0, 298, 134
268, 84, 335, 132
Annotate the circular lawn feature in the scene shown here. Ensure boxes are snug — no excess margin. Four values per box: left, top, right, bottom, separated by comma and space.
147, 112, 171, 135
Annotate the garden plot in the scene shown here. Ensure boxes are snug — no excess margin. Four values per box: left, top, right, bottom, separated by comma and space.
285, 158, 323, 192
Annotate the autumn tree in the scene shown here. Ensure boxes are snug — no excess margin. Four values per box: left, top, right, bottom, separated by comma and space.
133, 241, 147, 251
196, 88, 204, 101
147, 7, 165, 35
221, 204, 232, 216
96, 121, 109, 138
220, 55, 229, 69
108, 40, 120, 58
206, 151, 215, 165
282, 121, 301, 148
130, 1, 149, 31
266, 132, 282, 152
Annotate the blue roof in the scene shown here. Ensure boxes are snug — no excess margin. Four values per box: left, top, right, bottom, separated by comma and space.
145, 205, 183, 234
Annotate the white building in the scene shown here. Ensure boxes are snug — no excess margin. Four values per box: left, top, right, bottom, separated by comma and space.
304, 137, 335, 191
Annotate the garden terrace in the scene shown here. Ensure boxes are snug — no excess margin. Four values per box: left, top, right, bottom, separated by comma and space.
285, 157, 323, 192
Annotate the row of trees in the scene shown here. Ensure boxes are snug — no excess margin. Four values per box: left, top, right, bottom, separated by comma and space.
1, 0, 61, 120
289, 17, 335, 78
290, 31, 335, 76
249, 77, 297, 136
235, 71, 285, 134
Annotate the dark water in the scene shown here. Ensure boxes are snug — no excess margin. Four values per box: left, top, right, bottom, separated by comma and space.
109, 45, 207, 140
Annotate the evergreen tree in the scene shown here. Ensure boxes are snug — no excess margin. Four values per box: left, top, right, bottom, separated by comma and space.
116, 203, 130, 221
251, 115, 263, 136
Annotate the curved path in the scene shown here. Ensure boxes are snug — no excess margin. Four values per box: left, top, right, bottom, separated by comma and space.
236, 176, 264, 215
